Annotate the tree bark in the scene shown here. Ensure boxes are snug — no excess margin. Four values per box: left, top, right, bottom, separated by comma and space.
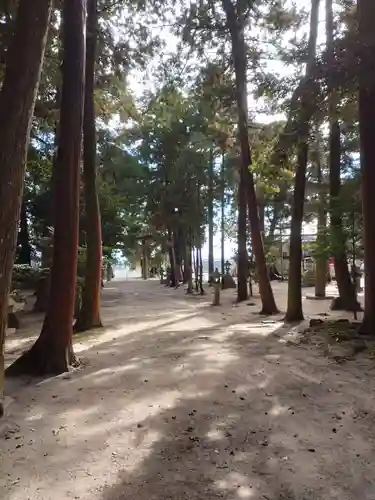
326, 0, 359, 312
358, 0, 375, 334
7, 0, 86, 376
314, 136, 327, 298
167, 228, 176, 287
285, 0, 320, 322
222, 0, 277, 313
16, 199, 32, 265
237, 167, 248, 302
208, 149, 214, 280
221, 153, 225, 278
141, 242, 148, 279
285, 143, 309, 321
198, 244, 205, 295
186, 231, 193, 294
75, 0, 102, 332
193, 246, 199, 292
0, 0, 52, 411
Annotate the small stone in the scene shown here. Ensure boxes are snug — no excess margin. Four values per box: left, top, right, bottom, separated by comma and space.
307, 448, 316, 453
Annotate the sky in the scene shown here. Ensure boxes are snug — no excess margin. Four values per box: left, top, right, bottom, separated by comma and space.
126, 0, 325, 260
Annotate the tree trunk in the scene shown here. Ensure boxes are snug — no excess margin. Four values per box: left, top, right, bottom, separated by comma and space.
286, 0, 320, 322
314, 140, 327, 298
141, 242, 149, 280
0, 0, 52, 410
222, 0, 278, 313
285, 143, 308, 321
75, 0, 102, 332
193, 246, 199, 292
7, 0, 86, 376
173, 230, 182, 284
16, 199, 32, 265
208, 149, 214, 281
186, 232, 193, 294
167, 228, 176, 287
198, 244, 205, 295
326, 0, 359, 312
237, 169, 248, 302
358, 0, 375, 334
221, 153, 225, 278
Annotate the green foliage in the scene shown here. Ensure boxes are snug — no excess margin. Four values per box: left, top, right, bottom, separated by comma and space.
12, 265, 49, 290
12, 0, 365, 276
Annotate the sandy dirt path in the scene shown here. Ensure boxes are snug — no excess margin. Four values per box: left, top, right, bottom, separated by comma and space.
1, 279, 375, 500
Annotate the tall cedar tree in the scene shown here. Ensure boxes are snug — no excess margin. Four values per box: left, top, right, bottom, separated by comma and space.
358, 0, 375, 334
285, 0, 320, 322
75, 0, 103, 331
7, 0, 86, 376
237, 158, 248, 301
314, 131, 327, 298
0, 0, 52, 415
326, 0, 359, 311
208, 150, 214, 280
222, 0, 278, 313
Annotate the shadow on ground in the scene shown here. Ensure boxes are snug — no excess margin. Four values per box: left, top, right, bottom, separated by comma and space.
2, 280, 375, 500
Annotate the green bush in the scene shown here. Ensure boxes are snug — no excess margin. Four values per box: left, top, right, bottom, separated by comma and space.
12, 265, 48, 290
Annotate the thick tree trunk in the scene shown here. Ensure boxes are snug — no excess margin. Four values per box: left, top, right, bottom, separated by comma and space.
244, 168, 277, 312
75, 0, 102, 332
326, 0, 359, 312
285, 143, 308, 321
0, 0, 52, 411
186, 234, 193, 294
358, 0, 375, 334
173, 230, 182, 283
208, 150, 214, 280
314, 145, 327, 298
141, 243, 149, 280
193, 246, 199, 292
286, 0, 320, 322
7, 0, 86, 376
16, 199, 32, 265
222, 0, 277, 313
237, 171, 248, 302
